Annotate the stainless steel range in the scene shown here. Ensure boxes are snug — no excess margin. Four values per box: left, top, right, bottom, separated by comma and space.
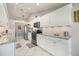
32, 31, 37, 46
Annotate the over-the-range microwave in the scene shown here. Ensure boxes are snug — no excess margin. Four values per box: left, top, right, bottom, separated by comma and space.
34, 22, 40, 28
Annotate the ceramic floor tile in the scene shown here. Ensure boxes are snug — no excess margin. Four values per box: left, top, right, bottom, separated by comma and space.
15, 37, 51, 56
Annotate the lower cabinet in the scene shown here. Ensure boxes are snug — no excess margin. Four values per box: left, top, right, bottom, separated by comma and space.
44, 36, 56, 55
55, 39, 67, 56
37, 35, 45, 48
37, 34, 69, 56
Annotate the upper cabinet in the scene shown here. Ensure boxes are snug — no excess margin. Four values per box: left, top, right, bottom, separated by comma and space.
40, 14, 50, 27
0, 3, 8, 26
49, 11, 56, 26
40, 4, 72, 27
55, 4, 72, 26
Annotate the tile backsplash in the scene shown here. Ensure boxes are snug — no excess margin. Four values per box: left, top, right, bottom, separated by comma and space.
42, 26, 71, 38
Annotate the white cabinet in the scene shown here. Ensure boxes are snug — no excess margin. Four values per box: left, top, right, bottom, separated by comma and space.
0, 43, 14, 56
0, 3, 8, 26
37, 34, 69, 56
40, 16, 45, 27
37, 34, 56, 55
49, 11, 56, 26
37, 34, 41, 46
40, 4, 72, 27
55, 39, 67, 56
55, 4, 72, 26
37, 35, 46, 48
40, 14, 50, 27
43, 14, 50, 27
44, 36, 56, 55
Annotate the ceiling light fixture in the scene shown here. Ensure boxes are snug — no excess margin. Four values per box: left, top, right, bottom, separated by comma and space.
28, 8, 31, 10
36, 3, 39, 5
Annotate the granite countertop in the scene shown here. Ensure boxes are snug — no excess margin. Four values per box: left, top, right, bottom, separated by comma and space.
37, 33, 71, 40
0, 34, 15, 45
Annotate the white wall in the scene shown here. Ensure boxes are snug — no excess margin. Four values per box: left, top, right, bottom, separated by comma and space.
72, 23, 79, 56
0, 43, 15, 56
71, 4, 79, 56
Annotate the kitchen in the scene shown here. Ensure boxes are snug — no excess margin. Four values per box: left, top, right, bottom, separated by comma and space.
0, 3, 79, 56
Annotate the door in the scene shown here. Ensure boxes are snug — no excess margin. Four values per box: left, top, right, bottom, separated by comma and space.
15, 22, 25, 40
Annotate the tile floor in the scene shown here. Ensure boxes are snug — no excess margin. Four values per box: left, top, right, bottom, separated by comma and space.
15, 37, 51, 56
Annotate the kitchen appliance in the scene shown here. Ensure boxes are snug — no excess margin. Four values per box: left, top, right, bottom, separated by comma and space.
32, 31, 37, 46
28, 32, 32, 41
36, 30, 42, 34
34, 22, 40, 28
31, 28, 42, 46
24, 24, 31, 40
64, 31, 69, 37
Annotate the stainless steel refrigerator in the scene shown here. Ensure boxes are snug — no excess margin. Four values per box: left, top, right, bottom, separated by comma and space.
24, 24, 31, 40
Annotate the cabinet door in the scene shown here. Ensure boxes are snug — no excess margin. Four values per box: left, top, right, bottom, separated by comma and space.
49, 11, 56, 26
37, 35, 45, 48
40, 14, 49, 27
55, 39, 67, 56
45, 36, 56, 55
55, 4, 72, 26
44, 14, 50, 27
37, 35, 56, 55
42, 36, 56, 55
37, 35, 41, 46
40, 16, 45, 27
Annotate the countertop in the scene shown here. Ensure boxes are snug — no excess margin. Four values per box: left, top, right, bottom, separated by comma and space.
37, 33, 71, 40
0, 34, 15, 45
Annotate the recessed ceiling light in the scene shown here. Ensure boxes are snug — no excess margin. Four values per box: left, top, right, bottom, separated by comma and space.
28, 8, 31, 10
36, 3, 39, 5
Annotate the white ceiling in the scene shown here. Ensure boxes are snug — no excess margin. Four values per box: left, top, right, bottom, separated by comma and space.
6, 3, 68, 20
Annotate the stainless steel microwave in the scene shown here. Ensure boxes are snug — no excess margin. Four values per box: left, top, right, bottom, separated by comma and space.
34, 22, 40, 28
